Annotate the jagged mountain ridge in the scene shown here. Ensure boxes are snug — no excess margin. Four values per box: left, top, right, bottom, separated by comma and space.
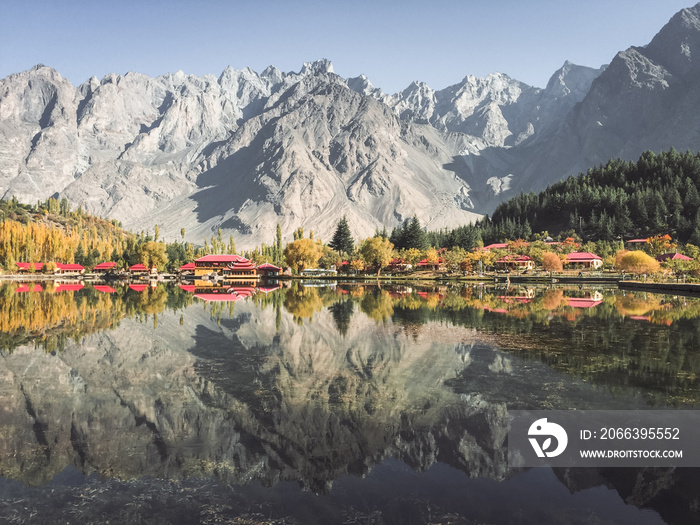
0, 59, 599, 247
1, 3, 699, 247
517, 3, 700, 191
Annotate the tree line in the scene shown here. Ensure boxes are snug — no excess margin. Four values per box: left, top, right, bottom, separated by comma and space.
3, 148, 700, 275
487, 148, 700, 245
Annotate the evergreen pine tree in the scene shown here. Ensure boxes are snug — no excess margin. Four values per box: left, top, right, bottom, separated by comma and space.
329, 216, 354, 254
403, 216, 428, 250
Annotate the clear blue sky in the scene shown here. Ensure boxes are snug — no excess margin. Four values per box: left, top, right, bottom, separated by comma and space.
0, 0, 694, 93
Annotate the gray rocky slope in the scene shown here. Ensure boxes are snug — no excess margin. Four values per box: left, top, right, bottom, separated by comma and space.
1, 4, 699, 247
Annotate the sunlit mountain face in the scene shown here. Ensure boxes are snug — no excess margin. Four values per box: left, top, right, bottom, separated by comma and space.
3, 6, 700, 249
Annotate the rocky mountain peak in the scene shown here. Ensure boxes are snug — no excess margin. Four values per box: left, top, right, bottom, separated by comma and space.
0, 5, 698, 248
544, 61, 606, 100
299, 58, 334, 76
346, 74, 381, 97
645, 2, 700, 77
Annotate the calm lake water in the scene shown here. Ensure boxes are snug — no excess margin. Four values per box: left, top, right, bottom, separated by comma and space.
0, 280, 699, 524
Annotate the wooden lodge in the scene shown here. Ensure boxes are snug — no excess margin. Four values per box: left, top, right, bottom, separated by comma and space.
564, 252, 603, 269
657, 253, 693, 262
16, 262, 85, 275
495, 255, 534, 271
16, 262, 45, 273
94, 262, 117, 273
256, 263, 282, 276
194, 254, 258, 279
55, 263, 85, 276
129, 263, 148, 275
179, 262, 196, 275
416, 257, 445, 271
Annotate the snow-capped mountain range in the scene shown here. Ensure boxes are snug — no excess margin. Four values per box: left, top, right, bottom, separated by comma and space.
1, 3, 699, 247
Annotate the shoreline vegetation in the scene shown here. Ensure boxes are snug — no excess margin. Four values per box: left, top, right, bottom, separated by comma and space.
3, 271, 700, 297
1, 149, 700, 286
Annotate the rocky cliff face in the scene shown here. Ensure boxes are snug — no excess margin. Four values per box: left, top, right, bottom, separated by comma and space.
1, 5, 699, 247
519, 4, 700, 192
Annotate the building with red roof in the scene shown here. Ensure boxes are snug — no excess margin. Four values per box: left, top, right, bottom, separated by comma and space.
564, 252, 603, 269
16, 262, 45, 273
194, 254, 257, 278
16, 262, 84, 275
387, 258, 412, 272
495, 255, 534, 271
94, 262, 117, 272
93, 285, 116, 293
482, 243, 510, 251
416, 257, 444, 271
55, 263, 85, 275
256, 262, 282, 276
656, 253, 693, 262
178, 262, 196, 273
626, 239, 649, 250
129, 263, 149, 274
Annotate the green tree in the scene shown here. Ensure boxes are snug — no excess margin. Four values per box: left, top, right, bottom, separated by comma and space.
74, 243, 85, 266
403, 216, 428, 250
318, 247, 342, 269
329, 216, 354, 254
275, 223, 283, 264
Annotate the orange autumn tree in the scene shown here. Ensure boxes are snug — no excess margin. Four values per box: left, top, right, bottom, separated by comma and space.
542, 251, 563, 274
646, 234, 676, 257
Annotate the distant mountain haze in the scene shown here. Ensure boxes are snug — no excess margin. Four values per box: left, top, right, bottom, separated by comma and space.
2, 4, 700, 248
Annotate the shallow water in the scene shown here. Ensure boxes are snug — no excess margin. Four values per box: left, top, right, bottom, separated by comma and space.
0, 281, 698, 524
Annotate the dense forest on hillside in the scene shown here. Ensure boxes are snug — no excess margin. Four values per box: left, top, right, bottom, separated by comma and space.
490, 149, 700, 244
0, 197, 201, 272
427, 149, 700, 249
0, 197, 129, 269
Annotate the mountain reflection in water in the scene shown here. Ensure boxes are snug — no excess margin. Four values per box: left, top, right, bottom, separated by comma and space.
0, 281, 698, 524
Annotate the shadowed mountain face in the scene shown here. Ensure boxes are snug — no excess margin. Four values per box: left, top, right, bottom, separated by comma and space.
2, 5, 700, 247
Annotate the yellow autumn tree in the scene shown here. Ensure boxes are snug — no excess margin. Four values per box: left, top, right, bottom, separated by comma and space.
358, 236, 394, 275
617, 251, 660, 276
284, 238, 323, 273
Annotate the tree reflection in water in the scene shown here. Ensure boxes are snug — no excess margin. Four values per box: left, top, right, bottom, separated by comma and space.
0, 281, 699, 524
